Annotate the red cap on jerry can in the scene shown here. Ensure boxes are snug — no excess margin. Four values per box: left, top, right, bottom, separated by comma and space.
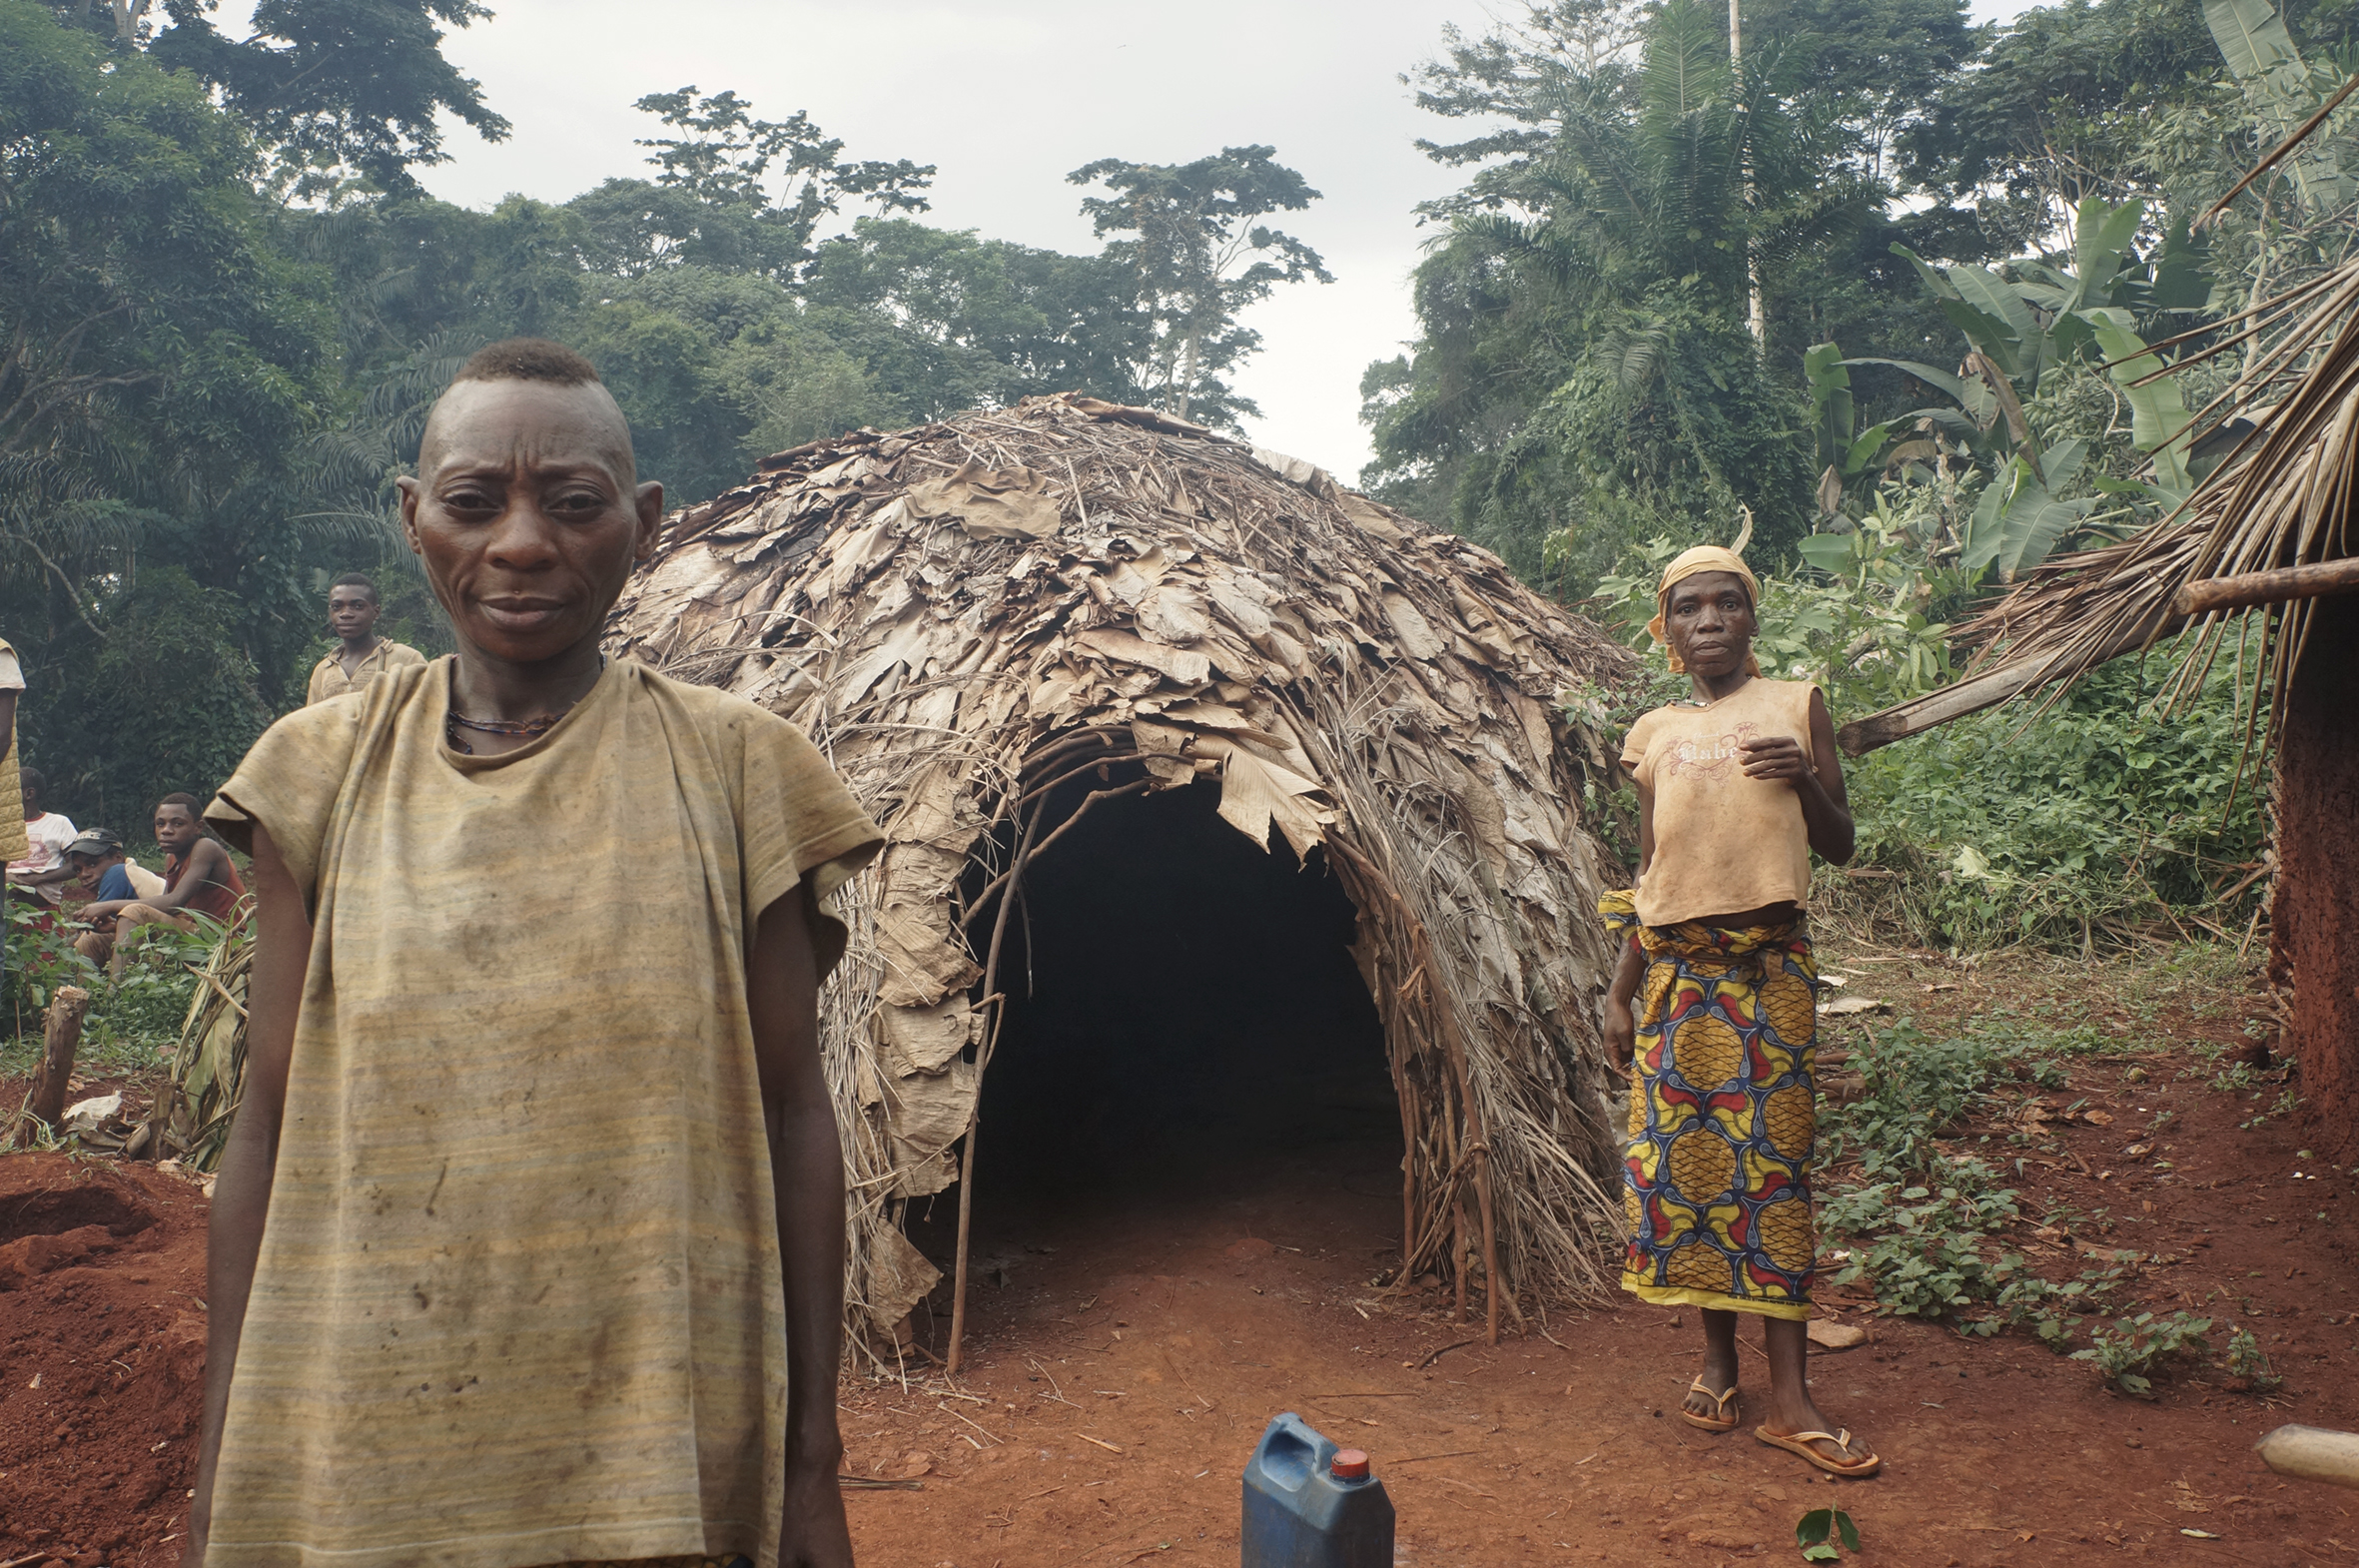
1331, 1449, 1370, 1480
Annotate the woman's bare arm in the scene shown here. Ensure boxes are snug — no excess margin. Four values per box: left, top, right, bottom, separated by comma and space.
1740, 689, 1853, 865
184, 825, 311, 1567
1602, 779, 1656, 1066
1633, 777, 1655, 883
746, 886, 854, 1568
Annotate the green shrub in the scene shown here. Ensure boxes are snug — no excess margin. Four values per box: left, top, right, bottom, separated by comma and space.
2072, 1311, 2214, 1395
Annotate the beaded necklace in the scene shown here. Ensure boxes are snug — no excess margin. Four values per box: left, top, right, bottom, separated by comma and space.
444, 656, 604, 755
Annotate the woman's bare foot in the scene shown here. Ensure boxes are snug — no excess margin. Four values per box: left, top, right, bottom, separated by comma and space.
1757, 1317, 1879, 1473
1681, 1309, 1743, 1426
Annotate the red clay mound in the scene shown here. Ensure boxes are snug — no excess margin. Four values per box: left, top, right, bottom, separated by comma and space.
0, 1153, 211, 1568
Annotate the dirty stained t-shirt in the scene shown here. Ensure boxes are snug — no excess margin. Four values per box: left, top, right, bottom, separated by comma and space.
200, 657, 882, 1568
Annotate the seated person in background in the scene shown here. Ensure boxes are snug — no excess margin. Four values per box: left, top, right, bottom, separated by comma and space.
6, 767, 80, 912
306, 572, 426, 705
78, 793, 248, 977
66, 828, 167, 968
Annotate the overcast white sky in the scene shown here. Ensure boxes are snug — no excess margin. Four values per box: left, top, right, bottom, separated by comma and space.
385, 0, 2034, 482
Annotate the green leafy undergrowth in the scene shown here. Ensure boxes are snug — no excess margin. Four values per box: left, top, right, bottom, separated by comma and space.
1817, 1016, 2218, 1387
1, 906, 211, 1086
2072, 1311, 2215, 1395
1843, 656, 2266, 950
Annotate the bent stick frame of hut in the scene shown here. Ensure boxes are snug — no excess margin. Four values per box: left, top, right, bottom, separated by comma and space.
609, 394, 1637, 1370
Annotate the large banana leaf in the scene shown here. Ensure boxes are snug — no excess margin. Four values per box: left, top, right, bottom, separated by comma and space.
1949, 264, 2046, 387
1844, 421, 1898, 476
2205, 0, 2303, 87
2085, 308, 2195, 492
1891, 244, 1962, 303
1804, 342, 1855, 471
2067, 196, 2146, 314
1839, 356, 1971, 406
1961, 461, 2019, 571
2204, 0, 2352, 210
1960, 446, 2098, 578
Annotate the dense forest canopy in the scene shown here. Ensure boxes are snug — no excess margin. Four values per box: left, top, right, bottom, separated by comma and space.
1360, 0, 2359, 590
0, 0, 2340, 946
0, 0, 1333, 825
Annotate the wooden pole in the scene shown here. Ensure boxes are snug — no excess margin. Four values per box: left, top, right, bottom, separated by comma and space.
2257, 1424, 2359, 1489
1423, 939, 1503, 1345
946, 796, 1043, 1378
27, 986, 92, 1129
2175, 555, 2359, 617
1436, 998, 1504, 1346
1450, 1199, 1468, 1323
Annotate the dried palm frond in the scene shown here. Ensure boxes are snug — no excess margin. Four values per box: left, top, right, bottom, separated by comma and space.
147, 924, 254, 1173
1841, 249, 2359, 755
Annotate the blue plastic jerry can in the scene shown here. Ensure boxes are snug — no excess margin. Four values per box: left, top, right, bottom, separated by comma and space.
1241, 1411, 1395, 1567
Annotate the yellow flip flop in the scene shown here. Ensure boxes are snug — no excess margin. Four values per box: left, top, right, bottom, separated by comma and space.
1679, 1376, 1740, 1432
1755, 1424, 1882, 1477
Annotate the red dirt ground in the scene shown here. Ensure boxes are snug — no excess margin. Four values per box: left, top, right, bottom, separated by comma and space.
4, 942, 2356, 1568
0, 1154, 209, 1567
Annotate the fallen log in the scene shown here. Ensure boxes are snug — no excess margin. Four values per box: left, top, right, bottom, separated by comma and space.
2173, 555, 2359, 617
2257, 1423, 2359, 1490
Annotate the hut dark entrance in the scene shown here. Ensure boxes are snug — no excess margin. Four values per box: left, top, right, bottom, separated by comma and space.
969, 775, 1391, 1197
608, 394, 1636, 1370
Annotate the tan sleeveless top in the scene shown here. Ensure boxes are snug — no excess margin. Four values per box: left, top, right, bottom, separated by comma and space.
1621, 677, 1819, 927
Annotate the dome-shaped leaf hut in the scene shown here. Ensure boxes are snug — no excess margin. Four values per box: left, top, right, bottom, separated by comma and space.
606, 393, 1637, 1366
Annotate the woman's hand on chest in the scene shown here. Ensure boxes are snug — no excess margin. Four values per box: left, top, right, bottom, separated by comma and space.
1738, 733, 1814, 786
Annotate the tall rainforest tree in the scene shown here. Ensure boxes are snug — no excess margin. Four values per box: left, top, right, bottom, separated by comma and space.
0, 0, 342, 816
42, 0, 511, 195
1070, 146, 1331, 427
1365, 0, 1907, 589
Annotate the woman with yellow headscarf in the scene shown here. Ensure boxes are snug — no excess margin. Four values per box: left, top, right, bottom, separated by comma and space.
1598, 545, 1879, 1478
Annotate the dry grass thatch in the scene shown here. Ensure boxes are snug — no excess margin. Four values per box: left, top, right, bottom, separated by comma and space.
148, 924, 253, 1172
606, 392, 1638, 1365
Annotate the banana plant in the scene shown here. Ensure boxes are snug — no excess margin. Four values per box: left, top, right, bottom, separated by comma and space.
1804, 195, 2204, 576
1803, 345, 1933, 519
2205, 0, 2355, 213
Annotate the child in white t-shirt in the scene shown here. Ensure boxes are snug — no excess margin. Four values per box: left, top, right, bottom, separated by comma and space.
7, 765, 79, 906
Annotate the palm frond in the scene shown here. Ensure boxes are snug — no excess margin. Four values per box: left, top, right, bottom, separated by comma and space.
1840, 249, 2359, 754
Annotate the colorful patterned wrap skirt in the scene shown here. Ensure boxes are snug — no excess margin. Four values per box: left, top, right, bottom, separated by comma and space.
1600, 889, 1820, 1320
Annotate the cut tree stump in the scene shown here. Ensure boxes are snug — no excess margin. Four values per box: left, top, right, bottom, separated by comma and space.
26, 984, 93, 1129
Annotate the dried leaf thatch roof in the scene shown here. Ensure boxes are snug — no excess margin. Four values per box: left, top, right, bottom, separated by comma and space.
606, 392, 1637, 1361
1840, 256, 2359, 756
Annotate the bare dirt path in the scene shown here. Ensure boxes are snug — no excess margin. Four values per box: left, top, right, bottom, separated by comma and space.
4, 942, 2355, 1567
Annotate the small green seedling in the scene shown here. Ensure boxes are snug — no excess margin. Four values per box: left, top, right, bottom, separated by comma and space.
1797, 1507, 1861, 1562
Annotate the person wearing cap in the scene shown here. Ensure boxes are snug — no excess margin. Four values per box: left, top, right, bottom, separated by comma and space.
305, 572, 426, 706
64, 829, 168, 967
1597, 543, 1878, 1479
